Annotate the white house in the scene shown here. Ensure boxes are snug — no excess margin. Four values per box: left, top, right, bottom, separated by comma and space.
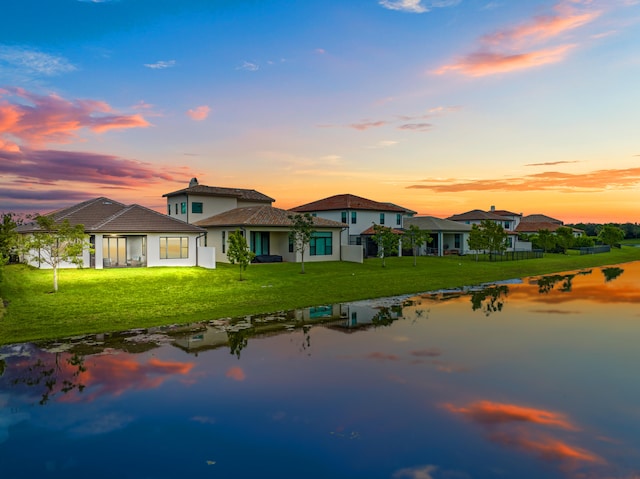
289, 194, 415, 257
17, 197, 214, 269
403, 216, 472, 256
447, 208, 531, 252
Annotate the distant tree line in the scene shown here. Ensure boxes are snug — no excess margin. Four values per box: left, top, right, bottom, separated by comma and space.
519, 224, 627, 253
566, 222, 640, 239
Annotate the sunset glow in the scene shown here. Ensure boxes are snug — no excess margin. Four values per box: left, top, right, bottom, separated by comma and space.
1, 0, 639, 222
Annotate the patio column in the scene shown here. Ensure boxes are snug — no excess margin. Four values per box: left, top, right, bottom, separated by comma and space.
438, 231, 444, 256
94, 234, 104, 269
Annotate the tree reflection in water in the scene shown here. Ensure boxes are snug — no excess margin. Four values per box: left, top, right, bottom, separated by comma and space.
470, 285, 509, 316
10, 352, 86, 406
535, 270, 592, 294
602, 266, 624, 283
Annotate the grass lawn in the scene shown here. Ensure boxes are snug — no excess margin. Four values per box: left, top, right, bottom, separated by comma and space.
2, 246, 640, 345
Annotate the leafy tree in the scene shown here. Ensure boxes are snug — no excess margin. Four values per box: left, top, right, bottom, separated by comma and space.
554, 226, 575, 254
573, 235, 595, 248
0, 213, 19, 265
467, 220, 507, 261
597, 224, 625, 249
467, 224, 485, 261
288, 213, 315, 274
23, 215, 91, 292
403, 224, 432, 266
372, 224, 400, 267
536, 229, 556, 253
227, 229, 255, 280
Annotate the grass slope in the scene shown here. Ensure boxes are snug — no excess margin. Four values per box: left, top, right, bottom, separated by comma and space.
2, 246, 640, 345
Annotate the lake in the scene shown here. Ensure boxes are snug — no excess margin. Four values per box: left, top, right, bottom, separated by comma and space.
1, 261, 639, 478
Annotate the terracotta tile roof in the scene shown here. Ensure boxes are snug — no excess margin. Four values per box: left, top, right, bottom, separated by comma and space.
18, 197, 204, 234
520, 214, 563, 224
404, 216, 472, 232
195, 205, 347, 228
515, 222, 571, 233
163, 184, 274, 203
491, 209, 521, 217
447, 209, 506, 222
290, 194, 409, 213
360, 226, 404, 235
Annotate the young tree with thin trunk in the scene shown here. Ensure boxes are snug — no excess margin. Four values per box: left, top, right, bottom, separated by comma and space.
403, 224, 432, 266
227, 230, 255, 281
467, 224, 485, 261
23, 215, 91, 292
288, 213, 314, 274
372, 224, 400, 268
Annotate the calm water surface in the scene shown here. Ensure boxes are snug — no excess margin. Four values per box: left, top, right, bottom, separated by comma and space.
1, 262, 640, 479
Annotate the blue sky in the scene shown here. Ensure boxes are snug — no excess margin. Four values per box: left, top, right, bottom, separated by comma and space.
1, 0, 639, 222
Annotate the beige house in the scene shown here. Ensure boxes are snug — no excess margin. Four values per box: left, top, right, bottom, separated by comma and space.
163, 177, 274, 224
194, 205, 351, 264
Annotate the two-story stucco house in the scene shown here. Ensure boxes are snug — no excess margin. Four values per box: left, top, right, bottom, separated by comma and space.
447, 207, 531, 252
289, 194, 415, 257
163, 178, 275, 224
164, 180, 354, 263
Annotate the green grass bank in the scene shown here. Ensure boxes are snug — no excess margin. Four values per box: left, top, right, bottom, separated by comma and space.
2, 246, 640, 345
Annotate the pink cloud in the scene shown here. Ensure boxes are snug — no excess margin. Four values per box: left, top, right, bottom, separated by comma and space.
435, 44, 575, 77
0, 87, 150, 148
349, 120, 388, 131
481, 7, 601, 46
187, 105, 211, 121
434, 1, 602, 77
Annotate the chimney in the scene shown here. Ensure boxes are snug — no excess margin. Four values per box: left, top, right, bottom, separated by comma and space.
490, 205, 495, 212
189, 177, 199, 188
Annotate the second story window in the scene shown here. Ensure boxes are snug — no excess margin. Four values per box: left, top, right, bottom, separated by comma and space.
180, 202, 187, 214
192, 202, 203, 214
167, 205, 171, 216
396, 214, 401, 226
341, 212, 347, 223
351, 211, 357, 224
380, 213, 385, 225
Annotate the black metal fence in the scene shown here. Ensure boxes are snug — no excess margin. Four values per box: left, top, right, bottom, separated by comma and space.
472, 250, 544, 262
574, 245, 611, 255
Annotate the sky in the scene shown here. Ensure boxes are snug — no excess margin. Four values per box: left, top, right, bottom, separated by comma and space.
1, 0, 639, 223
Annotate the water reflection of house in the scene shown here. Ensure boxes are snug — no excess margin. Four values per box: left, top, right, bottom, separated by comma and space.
172, 304, 347, 354
328, 303, 404, 332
